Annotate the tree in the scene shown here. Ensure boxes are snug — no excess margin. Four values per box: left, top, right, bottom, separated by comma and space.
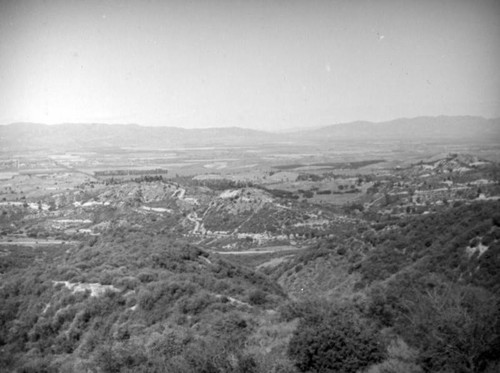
288, 301, 384, 373
401, 283, 500, 373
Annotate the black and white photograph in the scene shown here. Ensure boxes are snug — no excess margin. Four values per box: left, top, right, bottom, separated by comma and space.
1, 1, 499, 372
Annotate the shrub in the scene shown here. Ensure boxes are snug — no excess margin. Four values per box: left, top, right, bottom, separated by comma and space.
137, 289, 156, 311
236, 354, 259, 373
248, 289, 268, 306
366, 338, 423, 373
288, 301, 384, 373
178, 291, 216, 315
278, 301, 302, 322
179, 244, 206, 261
137, 271, 157, 283
212, 311, 252, 348
113, 276, 140, 290
93, 341, 148, 373
399, 283, 500, 373
481, 234, 495, 246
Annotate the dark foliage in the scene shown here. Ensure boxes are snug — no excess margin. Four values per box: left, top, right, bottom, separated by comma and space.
288, 300, 384, 373
358, 201, 500, 293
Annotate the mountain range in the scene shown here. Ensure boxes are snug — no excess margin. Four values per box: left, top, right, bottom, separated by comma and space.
302, 116, 500, 142
1, 116, 499, 151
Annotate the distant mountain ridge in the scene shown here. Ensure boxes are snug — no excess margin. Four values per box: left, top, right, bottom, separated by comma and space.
301, 116, 500, 142
0, 122, 276, 151
1, 116, 499, 151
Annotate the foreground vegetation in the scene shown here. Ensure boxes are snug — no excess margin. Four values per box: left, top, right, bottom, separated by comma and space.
1, 152, 499, 372
1, 200, 499, 372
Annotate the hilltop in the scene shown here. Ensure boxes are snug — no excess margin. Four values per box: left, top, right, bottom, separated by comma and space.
0, 123, 277, 151
297, 116, 500, 143
1, 115, 499, 151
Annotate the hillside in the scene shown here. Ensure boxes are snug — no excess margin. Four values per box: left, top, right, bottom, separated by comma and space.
1, 116, 499, 151
298, 116, 500, 143
0, 123, 277, 151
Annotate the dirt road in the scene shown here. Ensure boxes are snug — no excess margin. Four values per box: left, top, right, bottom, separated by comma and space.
211, 245, 304, 255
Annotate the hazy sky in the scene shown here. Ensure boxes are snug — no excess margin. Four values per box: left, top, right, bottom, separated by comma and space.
1, 0, 499, 130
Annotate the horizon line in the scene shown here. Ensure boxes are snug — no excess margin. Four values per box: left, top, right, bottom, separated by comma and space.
0, 114, 496, 132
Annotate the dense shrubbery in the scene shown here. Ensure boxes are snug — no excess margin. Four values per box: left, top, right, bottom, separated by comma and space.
0, 229, 290, 372
2, 185, 500, 372
287, 299, 384, 373
404, 284, 500, 372
358, 201, 500, 291
192, 178, 252, 191
274, 201, 500, 373
367, 272, 500, 373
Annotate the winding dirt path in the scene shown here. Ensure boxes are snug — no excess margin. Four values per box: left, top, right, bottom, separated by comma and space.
186, 212, 202, 234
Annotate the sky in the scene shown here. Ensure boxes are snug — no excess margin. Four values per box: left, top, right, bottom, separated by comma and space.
0, 0, 499, 131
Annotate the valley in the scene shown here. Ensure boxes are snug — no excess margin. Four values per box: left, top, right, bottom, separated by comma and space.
1, 120, 500, 372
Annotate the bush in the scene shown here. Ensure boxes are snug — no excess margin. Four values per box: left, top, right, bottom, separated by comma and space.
366, 338, 423, 373
113, 276, 140, 290
93, 342, 148, 373
178, 291, 216, 315
288, 301, 384, 373
248, 289, 268, 306
211, 311, 252, 348
481, 234, 495, 246
399, 283, 500, 373
492, 214, 500, 227
137, 271, 157, 283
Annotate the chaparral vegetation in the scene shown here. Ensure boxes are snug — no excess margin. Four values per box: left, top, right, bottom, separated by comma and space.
1, 120, 500, 372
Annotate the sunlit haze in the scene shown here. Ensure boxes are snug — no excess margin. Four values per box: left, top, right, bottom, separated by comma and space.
1, 0, 499, 130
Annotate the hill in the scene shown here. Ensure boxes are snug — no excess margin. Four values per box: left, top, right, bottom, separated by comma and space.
0, 123, 277, 151
297, 116, 500, 143
1, 116, 499, 151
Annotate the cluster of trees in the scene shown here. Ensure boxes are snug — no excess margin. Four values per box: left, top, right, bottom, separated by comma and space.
191, 178, 253, 191
297, 173, 323, 182
366, 272, 500, 373
95, 168, 168, 177
257, 187, 299, 200
132, 175, 166, 183
286, 299, 384, 373
298, 189, 314, 198
276, 278, 500, 373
